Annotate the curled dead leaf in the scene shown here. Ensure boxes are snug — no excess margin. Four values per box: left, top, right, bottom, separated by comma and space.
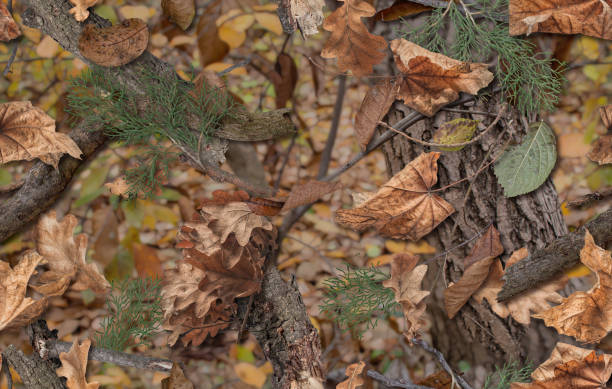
337, 361, 366, 389
78, 19, 149, 67
444, 257, 494, 319
68, 0, 100, 22
335, 152, 455, 241
56, 339, 100, 389
587, 135, 612, 165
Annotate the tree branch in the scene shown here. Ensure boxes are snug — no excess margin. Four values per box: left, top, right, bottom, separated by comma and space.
497, 209, 612, 302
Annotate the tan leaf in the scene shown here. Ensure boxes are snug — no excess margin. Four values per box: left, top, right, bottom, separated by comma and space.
68, 0, 100, 22
0, 251, 47, 331
463, 225, 504, 269
337, 361, 365, 389
511, 349, 612, 389
587, 135, 612, 165
444, 257, 494, 319
390, 39, 494, 117
104, 176, 130, 197
162, 0, 195, 30
36, 211, 110, 294
320, 0, 388, 77
289, 0, 325, 36
196, 0, 229, 66
533, 230, 612, 343
200, 202, 274, 246
78, 19, 149, 67
335, 152, 455, 241
267, 53, 298, 108
530, 343, 608, 382
0, 101, 82, 168
415, 370, 452, 388
132, 243, 164, 279
354, 78, 398, 149
473, 248, 567, 325
509, 0, 612, 40
281, 180, 343, 212
601, 105, 611, 130
161, 363, 194, 389
375, 0, 432, 21
382, 254, 429, 340
56, 339, 100, 389
0, 2, 21, 41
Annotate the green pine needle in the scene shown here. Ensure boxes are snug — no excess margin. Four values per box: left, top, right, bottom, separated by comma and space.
483, 361, 534, 389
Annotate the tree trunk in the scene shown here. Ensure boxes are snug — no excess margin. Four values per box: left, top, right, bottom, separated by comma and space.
379, 93, 566, 379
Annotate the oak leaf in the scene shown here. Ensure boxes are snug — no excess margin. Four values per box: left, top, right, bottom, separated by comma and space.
56, 339, 100, 389
473, 247, 567, 325
162, 0, 195, 30
0, 101, 82, 168
382, 253, 430, 340
354, 78, 399, 149
78, 19, 149, 67
390, 39, 493, 117
0, 251, 47, 331
335, 152, 455, 241
511, 348, 612, 389
281, 180, 343, 212
0, 2, 21, 41
68, 0, 100, 22
200, 202, 274, 247
509, 0, 612, 40
161, 363, 195, 389
36, 211, 110, 295
533, 230, 612, 343
320, 0, 387, 77
337, 361, 366, 389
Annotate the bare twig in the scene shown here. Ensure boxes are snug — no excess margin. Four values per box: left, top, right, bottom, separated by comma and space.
411, 338, 474, 389
567, 186, 612, 208
275, 132, 297, 191
2, 41, 19, 76
317, 74, 347, 179
366, 370, 433, 389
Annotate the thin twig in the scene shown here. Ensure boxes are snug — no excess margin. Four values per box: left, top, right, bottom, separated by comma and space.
439, 107, 497, 116
366, 370, 433, 389
567, 186, 612, 208
411, 338, 474, 389
237, 294, 254, 343
317, 74, 347, 179
275, 132, 297, 191
218, 56, 252, 76
2, 41, 19, 76
0, 56, 75, 64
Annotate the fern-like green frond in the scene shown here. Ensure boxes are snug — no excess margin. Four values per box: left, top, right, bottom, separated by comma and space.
483, 361, 534, 389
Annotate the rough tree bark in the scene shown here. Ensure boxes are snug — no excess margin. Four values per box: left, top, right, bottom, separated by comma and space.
379, 93, 567, 377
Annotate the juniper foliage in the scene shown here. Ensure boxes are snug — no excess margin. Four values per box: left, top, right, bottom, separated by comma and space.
320, 265, 400, 337
93, 277, 164, 351
483, 361, 534, 389
400, 0, 564, 116
66, 65, 235, 198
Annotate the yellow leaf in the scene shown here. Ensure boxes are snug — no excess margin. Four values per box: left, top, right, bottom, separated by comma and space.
169, 34, 196, 47
578, 36, 601, 60
406, 240, 436, 254
204, 62, 247, 75
385, 240, 406, 254
118, 5, 154, 21
234, 363, 268, 388
35, 35, 60, 58
254, 12, 283, 35
565, 263, 592, 278
367, 254, 394, 267
310, 316, 321, 333
218, 14, 255, 48
253, 4, 278, 12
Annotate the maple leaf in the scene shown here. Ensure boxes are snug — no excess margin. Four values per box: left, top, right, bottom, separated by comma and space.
68, 0, 100, 22
320, 0, 387, 77
0, 101, 82, 168
390, 39, 494, 117
473, 247, 567, 325
335, 152, 455, 241
533, 230, 612, 343
337, 361, 366, 389
0, 2, 21, 42
509, 0, 612, 40
36, 211, 110, 295
56, 339, 100, 389
511, 346, 612, 389
382, 253, 430, 340
200, 202, 274, 247
0, 251, 47, 331
78, 19, 149, 67
354, 78, 399, 149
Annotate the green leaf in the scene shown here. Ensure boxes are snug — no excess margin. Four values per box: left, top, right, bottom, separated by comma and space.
236, 345, 256, 363
494, 121, 557, 197
0, 168, 12, 186
432, 118, 479, 151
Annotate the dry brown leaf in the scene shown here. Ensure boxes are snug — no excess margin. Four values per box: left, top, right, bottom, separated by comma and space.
320, 0, 387, 77
463, 225, 504, 269
509, 0, 612, 40
601, 105, 612, 130
415, 370, 452, 388
511, 349, 612, 389
382, 253, 430, 340
337, 361, 366, 389
36, 211, 110, 294
375, 0, 432, 21
473, 247, 567, 325
0, 101, 82, 168
200, 202, 274, 247
104, 176, 130, 197
68, 0, 100, 22
162, 0, 195, 30
531, 343, 610, 382
161, 363, 194, 389
132, 243, 164, 279
587, 135, 612, 165
533, 230, 612, 343
390, 39, 494, 117
196, 0, 229, 66
267, 53, 298, 108
354, 78, 398, 149
0, 3, 21, 41
56, 339, 99, 389
78, 19, 149, 67
0, 251, 47, 331
335, 152, 455, 241
281, 180, 343, 212
444, 257, 494, 319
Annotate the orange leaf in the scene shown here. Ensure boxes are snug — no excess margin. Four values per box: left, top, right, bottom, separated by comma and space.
337, 361, 366, 389
335, 152, 455, 241
375, 0, 432, 21
509, 0, 612, 40
390, 39, 493, 116
132, 243, 164, 279
321, 0, 388, 76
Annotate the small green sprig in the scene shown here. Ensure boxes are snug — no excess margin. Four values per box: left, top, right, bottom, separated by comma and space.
93, 277, 164, 351
320, 265, 400, 338
483, 361, 534, 389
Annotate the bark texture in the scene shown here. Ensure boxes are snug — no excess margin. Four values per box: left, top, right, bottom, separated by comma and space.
379, 94, 566, 376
